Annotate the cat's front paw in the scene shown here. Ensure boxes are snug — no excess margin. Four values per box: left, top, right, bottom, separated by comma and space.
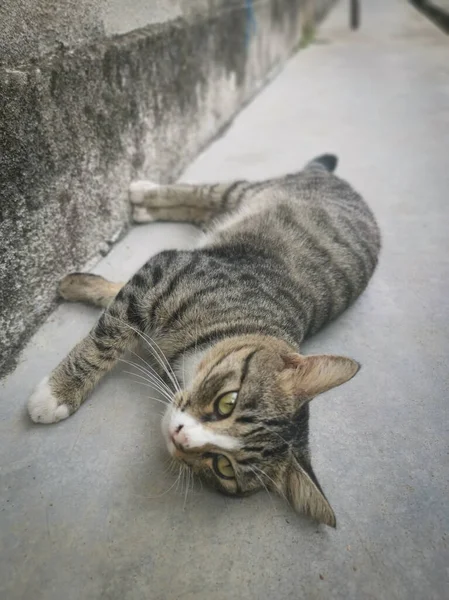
27, 377, 70, 424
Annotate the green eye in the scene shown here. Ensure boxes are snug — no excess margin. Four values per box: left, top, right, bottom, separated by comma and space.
214, 455, 235, 479
216, 391, 238, 417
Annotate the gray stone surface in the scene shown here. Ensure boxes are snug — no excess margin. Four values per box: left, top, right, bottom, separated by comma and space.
0, 1, 185, 66
1, 0, 334, 376
1, 0, 449, 598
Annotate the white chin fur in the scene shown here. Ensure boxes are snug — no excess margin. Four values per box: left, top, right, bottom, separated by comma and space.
161, 405, 174, 452
27, 377, 70, 424
166, 439, 177, 457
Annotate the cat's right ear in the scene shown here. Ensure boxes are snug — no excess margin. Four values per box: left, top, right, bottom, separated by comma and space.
278, 353, 360, 406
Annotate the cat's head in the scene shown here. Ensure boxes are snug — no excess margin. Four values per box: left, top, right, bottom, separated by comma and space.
161, 335, 359, 527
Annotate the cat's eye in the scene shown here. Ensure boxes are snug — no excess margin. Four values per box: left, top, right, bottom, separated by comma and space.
214, 455, 235, 479
216, 391, 238, 417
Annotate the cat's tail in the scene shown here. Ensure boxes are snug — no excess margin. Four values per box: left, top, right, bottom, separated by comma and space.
59, 273, 124, 308
305, 153, 338, 173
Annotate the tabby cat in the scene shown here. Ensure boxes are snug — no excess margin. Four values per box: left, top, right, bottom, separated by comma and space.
27, 154, 381, 527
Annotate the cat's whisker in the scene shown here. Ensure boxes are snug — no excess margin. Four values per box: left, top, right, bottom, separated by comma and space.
261, 426, 291, 448
118, 354, 174, 399
166, 459, 177, 475
119, 358, 174, 402
250, 463, 286, 500
194, 317, 199, 357
124, 378, 174, 407
246, 465, 276, 511
164, 457, 178, 476
134, 327, 182, 395
128, 347, 175, 397
183, 468, 192, 509
122, 369, 173, 404
107, 315, 181, 394
182, 346, 186, 389
123, 371, 173, 404
176, 465, 184, 494
181, 466, 189, 499
147, 469, 183, 499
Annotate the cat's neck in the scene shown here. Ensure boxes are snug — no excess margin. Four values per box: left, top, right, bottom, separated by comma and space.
171, 334, 299, 390
172, 347, 210, 388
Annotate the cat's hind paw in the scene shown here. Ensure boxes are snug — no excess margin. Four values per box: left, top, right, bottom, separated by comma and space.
131, 205, 156, 224
129, 181, 160, 223
27, 377, 70, 424
129, 181, 160, 205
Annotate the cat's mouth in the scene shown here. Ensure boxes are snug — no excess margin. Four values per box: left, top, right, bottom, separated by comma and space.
170, 444, 203, 471
166, 433, 199, 463
171, 439, 213, 459
171, 440, 190, 460
165, 437, 187, 460
173, 450, 191, 464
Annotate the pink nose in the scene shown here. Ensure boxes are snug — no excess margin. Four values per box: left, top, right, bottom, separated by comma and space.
170, 424, 186, 448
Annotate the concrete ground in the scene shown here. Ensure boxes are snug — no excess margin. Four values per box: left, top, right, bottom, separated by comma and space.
1, 0, 449, 598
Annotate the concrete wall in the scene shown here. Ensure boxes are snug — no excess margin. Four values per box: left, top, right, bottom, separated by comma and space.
0, 0, 335, 376
0, 1, 186, 66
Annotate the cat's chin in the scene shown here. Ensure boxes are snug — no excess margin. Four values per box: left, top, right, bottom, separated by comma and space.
161, 405, 174, 454
166, 439, 177, 457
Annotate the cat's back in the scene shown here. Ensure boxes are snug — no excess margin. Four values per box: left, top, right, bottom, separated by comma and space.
204, 169, 380, 267
276, 170, 381, 267
199, 169, 381, 333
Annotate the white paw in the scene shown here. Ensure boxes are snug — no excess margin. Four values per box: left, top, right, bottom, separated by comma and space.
132, 205, 156, 224
129, 181, 160, 205
27, 377, 70, 424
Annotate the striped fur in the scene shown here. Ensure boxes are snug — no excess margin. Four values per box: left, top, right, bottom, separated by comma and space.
27, 154, 381, 526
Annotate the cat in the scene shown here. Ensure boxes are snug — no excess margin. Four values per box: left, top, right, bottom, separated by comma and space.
27, 154, 381, 527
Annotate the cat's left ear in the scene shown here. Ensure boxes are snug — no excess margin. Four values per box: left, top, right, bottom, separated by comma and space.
278, 354, 360, 403
279, 457, 337, 527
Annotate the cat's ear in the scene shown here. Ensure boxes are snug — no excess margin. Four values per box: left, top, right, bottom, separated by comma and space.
279, 354, 360, 402
281, 457, 337, 527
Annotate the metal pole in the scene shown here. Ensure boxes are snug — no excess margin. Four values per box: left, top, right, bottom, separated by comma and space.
350, 0, 360, 29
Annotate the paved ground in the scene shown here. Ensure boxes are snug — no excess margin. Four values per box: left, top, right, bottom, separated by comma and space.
1, 1, 449, 598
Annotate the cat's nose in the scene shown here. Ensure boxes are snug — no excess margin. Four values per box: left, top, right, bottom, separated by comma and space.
170, 424, 187, 448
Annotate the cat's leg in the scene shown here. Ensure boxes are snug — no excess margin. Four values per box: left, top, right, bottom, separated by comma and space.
129, 180, 256, 226
59, 273, 124, 308
27, 280, 139, 424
